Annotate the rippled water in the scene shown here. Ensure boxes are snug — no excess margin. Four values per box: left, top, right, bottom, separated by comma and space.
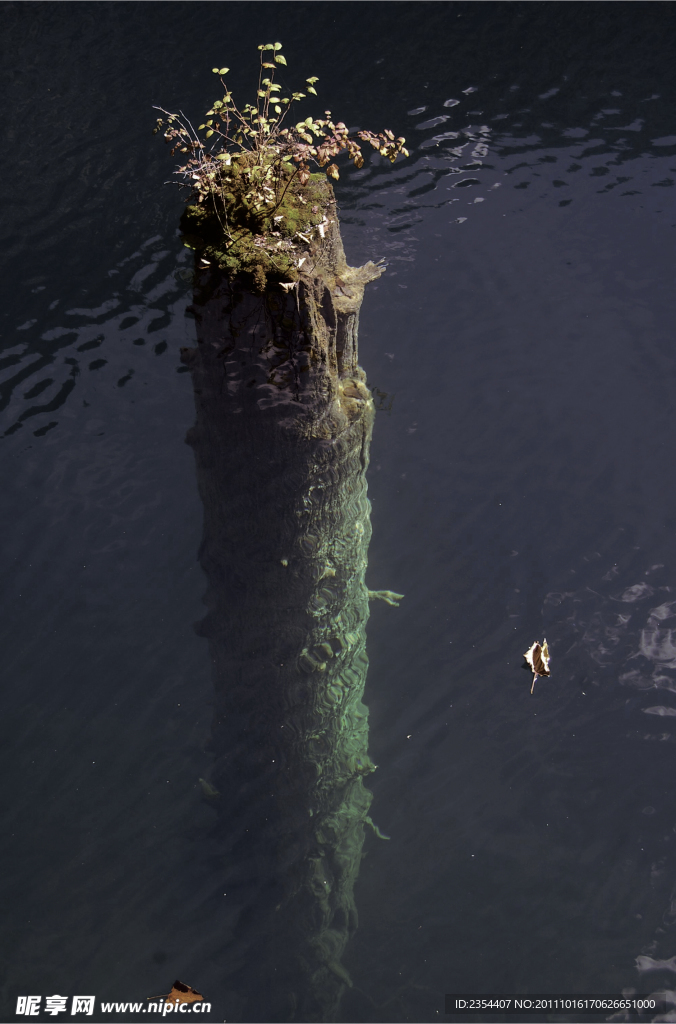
3, 3, 676, 1021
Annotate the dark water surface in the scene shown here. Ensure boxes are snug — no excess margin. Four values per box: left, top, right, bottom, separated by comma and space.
3, 2, 676, 1021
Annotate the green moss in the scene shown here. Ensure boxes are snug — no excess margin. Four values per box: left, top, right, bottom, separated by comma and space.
179, 159, 333, 287
252, 265, 266, 294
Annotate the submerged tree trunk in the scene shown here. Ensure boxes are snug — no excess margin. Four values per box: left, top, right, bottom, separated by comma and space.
181, 187, 384, 1022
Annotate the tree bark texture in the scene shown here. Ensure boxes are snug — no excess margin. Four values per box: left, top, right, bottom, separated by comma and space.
181, 193, 383, 1022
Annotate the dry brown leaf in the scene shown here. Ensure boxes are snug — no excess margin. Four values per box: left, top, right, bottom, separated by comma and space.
524, 639, 551, 694
148, 980, 204, 1005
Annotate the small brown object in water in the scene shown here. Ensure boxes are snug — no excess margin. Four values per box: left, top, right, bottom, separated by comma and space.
524, 639, 551, 694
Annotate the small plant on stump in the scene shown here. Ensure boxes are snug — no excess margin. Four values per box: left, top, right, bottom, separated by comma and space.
153, 42, 408, 289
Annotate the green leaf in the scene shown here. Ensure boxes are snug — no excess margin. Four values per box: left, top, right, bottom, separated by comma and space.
263, 43, 274, 50
205, 130, 214, 138
306, 77, 319, 84
274, 54, 287, 65
273, 42, 282, 50
274, 105, 282, 114
212, 67, 220, 73
307, 87, 317, 96
219, 67, 229, 75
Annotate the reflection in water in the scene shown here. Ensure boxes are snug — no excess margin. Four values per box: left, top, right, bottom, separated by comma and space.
1, 237, 194, 441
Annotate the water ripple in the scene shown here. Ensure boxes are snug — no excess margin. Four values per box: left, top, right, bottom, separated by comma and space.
1, 240, 193, 440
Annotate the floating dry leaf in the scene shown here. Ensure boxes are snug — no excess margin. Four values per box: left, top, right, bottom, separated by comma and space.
148, 980, 204, 1005
524, 639, 551, 694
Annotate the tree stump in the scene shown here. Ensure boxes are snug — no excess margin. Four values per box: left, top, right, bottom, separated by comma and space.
181, 181, 383, 1022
